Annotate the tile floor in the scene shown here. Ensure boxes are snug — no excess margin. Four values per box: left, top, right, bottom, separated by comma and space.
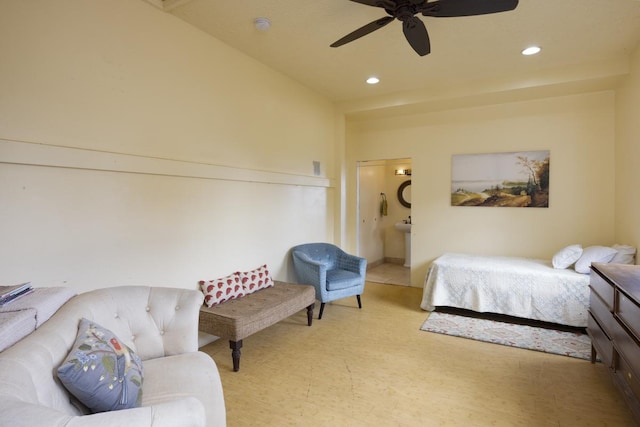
366, 262, 410, 286
200, 282, 635, 426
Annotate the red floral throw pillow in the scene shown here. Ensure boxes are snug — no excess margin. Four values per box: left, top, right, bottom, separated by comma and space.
199, 273, 245, 307
238, 264, 274, 295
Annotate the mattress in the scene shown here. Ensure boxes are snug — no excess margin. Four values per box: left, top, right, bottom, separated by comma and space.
420, 253, 591, 327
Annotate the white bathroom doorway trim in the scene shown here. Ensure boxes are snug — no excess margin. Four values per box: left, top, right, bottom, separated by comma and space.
356, 158, 412, 286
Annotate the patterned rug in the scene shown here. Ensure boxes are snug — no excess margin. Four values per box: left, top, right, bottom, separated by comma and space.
420, 312, 593, 360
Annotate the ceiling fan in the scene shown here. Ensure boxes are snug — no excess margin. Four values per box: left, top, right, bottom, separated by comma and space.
331, 0, 519, 56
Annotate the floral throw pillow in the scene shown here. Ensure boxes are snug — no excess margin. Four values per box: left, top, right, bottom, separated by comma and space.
199, 273, 245, 307
238, 264, 274, 295
57, 318, 144, 413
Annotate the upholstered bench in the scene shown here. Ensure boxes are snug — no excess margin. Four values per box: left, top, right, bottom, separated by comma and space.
198, 281, 315, 372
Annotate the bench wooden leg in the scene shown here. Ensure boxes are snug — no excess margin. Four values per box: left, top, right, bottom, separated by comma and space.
318, 303, 326, 320
356, 295, 362, 309
229, 340, 243, 372
306, 303, 314, 326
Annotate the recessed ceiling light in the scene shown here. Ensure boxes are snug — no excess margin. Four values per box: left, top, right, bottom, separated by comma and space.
366, 77, 380, 85
522, 46, 541, 56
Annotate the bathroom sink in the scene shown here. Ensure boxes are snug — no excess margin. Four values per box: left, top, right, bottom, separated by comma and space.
394, 222, 412, 267
395, 222, 411, 233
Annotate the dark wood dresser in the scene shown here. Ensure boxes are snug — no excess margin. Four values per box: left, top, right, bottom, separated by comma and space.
588, 262, 640, 423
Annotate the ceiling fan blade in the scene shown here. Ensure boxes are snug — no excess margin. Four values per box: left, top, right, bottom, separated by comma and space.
331, 16, 395, 48
348, 0, 396, 8
421, 0, 518, 17
402, 16, 430, 56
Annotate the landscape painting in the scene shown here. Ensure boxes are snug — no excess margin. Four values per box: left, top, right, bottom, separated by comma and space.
451, 150, 550, 208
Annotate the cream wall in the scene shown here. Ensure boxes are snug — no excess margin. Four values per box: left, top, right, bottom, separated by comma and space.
0, 0, 338, 291
347, 91, 617, 286
615, 44, 640, 255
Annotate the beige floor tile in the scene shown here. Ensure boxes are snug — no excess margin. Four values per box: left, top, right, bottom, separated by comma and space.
366, 263, 411, 286
200, 282, 635, 427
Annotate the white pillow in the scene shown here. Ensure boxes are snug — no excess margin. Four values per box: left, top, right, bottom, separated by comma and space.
574, 246, 618, 274
610, 244, 636, 265
552, 244, 583, 269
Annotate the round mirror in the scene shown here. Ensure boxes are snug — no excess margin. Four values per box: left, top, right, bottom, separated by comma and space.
397, 180, 411, 208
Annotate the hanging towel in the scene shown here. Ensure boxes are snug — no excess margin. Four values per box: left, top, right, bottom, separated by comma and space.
380, 193, 388, 216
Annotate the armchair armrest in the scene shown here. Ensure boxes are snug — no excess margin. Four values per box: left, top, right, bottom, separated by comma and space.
293, 251, 327, 268
292, 251, 328, 287
336, 251, 367, 276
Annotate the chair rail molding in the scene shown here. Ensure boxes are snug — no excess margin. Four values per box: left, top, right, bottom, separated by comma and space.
0, 138, 333, 189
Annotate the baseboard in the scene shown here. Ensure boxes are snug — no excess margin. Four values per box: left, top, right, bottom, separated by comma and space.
367, 259, 384, 270
366, 258, 406, 270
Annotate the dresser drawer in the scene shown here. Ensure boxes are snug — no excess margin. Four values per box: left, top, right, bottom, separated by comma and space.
588, 313, 614, 368
612, 318, 640, 380
618, 291, 640, 342
589, 291, 615, 338
615, 352, 640, 405
590, 269, 615, 310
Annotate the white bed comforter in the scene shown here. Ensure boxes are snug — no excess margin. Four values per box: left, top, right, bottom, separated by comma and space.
420, 253, 591, 327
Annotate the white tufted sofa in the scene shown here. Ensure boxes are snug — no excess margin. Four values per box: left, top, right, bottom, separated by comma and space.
0, 286, 226, 427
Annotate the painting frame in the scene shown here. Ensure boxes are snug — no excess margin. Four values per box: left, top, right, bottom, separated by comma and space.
451, 150, 550, 208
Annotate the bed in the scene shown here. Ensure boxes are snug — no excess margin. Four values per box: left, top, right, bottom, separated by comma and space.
420, 253, 591, 327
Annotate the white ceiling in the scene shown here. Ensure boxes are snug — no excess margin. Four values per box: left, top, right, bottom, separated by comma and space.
154, 0, 640, 104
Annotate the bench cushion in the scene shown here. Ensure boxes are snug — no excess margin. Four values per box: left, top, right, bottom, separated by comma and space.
199, 281, 315, 341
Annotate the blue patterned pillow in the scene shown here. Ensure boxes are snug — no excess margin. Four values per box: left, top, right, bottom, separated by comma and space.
57, 318, 144, 413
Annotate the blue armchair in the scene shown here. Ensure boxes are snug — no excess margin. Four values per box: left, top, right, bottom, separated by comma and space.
291, 243, 366, 319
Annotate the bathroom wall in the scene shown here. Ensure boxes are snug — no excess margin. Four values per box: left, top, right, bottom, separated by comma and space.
357, 159, 412, 267
383, 160, 412, 264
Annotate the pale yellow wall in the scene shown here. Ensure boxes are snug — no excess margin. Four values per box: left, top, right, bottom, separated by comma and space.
347, 91, 617, 286
615, 44, 640, 257
0, 0, 337, 291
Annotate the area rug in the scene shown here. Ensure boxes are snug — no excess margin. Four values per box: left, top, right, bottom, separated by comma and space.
420, 312, 592, 360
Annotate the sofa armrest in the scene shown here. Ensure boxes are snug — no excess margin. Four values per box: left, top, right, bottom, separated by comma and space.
0, 398, 207, 427
65, 398, 207, 427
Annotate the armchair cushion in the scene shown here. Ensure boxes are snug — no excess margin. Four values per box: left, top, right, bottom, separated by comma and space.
326, 270, 362, 291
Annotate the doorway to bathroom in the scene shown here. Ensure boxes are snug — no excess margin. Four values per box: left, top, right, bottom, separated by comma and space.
357, 158, 412, 286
